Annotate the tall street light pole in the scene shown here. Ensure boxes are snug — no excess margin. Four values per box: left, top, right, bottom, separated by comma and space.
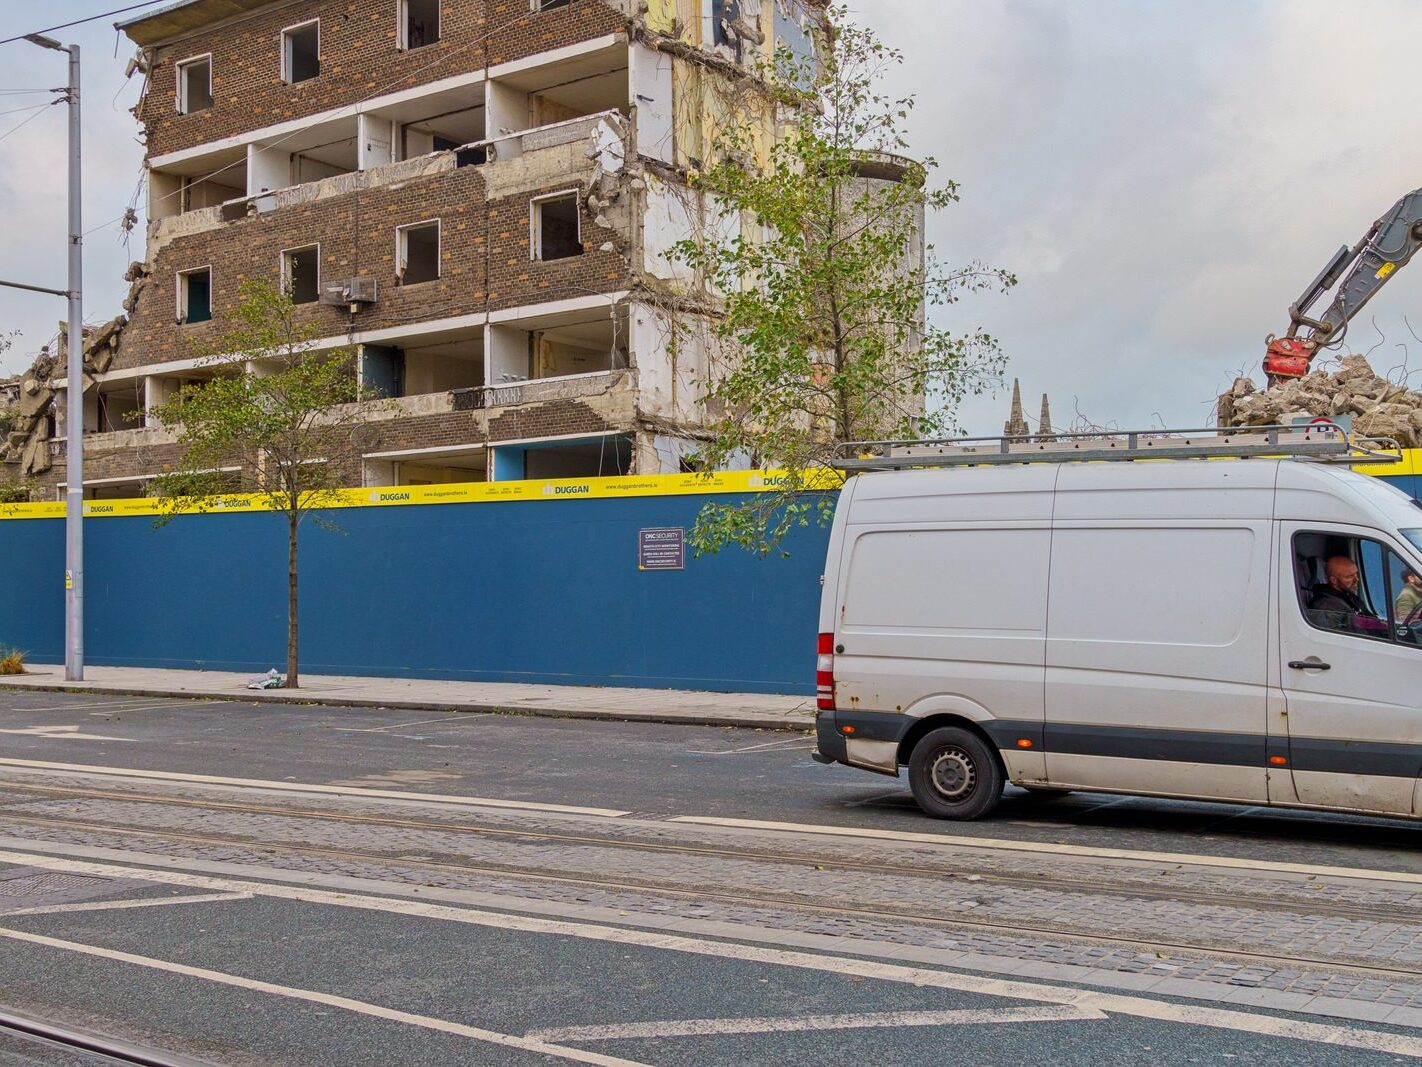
24, 33, 84, 681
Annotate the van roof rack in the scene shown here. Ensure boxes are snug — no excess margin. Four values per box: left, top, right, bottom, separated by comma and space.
833, 424, 1404, 471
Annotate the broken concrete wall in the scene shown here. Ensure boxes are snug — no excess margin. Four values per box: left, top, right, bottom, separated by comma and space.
1219, 354, 1422, 448
0, 304, 140, 497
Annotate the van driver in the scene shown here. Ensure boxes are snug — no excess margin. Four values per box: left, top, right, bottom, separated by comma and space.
1308, 556, 1383, 634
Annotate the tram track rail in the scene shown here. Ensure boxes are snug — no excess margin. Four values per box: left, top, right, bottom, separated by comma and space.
0, 1005, 208, 1066
1, 800, 1422, 987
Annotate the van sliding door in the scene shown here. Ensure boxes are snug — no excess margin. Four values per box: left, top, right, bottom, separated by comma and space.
1044, 508, 1271, 802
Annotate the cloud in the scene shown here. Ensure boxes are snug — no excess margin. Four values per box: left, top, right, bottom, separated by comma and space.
0, 9, 147, 377
855, 0, 1422, 433
6, 0, 1422, 440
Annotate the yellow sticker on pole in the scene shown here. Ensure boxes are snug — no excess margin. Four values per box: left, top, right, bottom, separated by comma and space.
1377, 262, 1398, 280
64, 570, 72, 590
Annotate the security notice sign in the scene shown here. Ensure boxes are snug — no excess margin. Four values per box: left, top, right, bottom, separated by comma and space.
638, 527, 685, 571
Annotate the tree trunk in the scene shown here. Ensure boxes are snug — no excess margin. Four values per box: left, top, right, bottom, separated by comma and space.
287, 513, 299, 689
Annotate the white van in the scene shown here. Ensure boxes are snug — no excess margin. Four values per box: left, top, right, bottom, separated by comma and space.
813, 447, 1422, 821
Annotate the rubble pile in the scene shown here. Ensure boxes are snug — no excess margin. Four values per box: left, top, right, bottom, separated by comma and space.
0, 281, 138, 488
1219, 354, 1422, 448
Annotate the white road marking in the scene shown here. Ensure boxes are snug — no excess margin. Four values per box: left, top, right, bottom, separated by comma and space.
0, 758, 629, 818
331, 717, 462, 733
89, 701, 217, 717
0, 845, 1419, 1056
530, 1004, 1105, 1041
0, 726, 134, 742
671, 815, 1422, 887
0, 926, 649, 1067
7, 699, 171, 711
3, 891, 250, 917
689, 736, 817, 756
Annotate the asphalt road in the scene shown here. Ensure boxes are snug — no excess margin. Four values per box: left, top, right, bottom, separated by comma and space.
0, 690, 1421, 1065
4, 689, 1419, 871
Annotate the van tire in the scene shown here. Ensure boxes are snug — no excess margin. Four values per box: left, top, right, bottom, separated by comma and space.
907, 727, 1004, 820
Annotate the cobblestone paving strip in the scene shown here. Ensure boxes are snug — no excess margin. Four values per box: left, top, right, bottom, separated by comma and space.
6, 799, 1422, 1014
3, 772, 1420, 914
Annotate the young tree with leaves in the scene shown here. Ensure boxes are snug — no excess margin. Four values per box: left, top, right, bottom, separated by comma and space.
671, 7, 1015, 555
148, 281, 365, 688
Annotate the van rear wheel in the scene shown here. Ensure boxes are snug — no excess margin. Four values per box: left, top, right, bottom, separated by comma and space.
907, 727, 1004, 820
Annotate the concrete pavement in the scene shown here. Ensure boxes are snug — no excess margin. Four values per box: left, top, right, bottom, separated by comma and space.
0, 664, 814, 731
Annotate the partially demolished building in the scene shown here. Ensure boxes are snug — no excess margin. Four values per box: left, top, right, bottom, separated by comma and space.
6, 0, 823, 500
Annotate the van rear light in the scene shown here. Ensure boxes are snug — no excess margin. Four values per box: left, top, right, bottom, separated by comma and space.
816, 632, 835, 711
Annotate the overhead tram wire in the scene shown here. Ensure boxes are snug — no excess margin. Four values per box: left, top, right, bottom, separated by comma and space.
0, 100, 64, 119
0, 100, 60, 146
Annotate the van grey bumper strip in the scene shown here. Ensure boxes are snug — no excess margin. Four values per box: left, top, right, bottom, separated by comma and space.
1046, 723, 1267, 768
815, 714, 1422, 780
1045, 722, 1422, 779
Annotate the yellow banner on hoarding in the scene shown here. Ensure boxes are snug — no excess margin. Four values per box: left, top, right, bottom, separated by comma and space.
1360, 449, 1422, 477
0, 468, 845, 522
3, 450, 1414, 523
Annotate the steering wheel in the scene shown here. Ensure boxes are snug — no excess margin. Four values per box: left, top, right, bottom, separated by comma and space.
1405, 602, 1422, 629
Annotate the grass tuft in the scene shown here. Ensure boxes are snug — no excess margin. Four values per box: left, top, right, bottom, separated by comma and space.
0, 648, 25, 675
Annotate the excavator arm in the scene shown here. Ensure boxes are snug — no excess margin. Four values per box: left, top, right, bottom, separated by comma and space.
1264, 186, 1422, 381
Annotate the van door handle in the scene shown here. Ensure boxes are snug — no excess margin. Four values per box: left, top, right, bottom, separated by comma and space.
1288, 658, 1331, 671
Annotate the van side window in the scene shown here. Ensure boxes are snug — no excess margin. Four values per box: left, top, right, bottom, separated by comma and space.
1388, 548, 1422, 647
1293, 532, 1418, 647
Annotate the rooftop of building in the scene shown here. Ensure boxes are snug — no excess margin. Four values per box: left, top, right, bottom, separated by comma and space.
118, 0, 277, 47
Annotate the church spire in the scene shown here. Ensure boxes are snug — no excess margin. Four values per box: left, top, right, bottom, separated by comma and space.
1003, 378, 1029, 437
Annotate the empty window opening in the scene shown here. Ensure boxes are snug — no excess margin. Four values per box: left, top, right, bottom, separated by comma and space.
292, 135, 358, 184
180, 173, 243, 213
533, 0, 572, 10
176, 56, 212, 114
533, 193, 581, 261
398, 221, 441, 284
178, 268, 212, 324
399, 104, 484, 160
84, 479, 150, 501
402, 338, 485, 396
84, 383, 141, 433
521, 437, 633, 479
282, 21, 320, 84
360, 345, 405, 399
402, 0, 440, 48
283, 246, 320, 304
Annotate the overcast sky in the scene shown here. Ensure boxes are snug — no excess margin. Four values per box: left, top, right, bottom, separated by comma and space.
3, 1, 1422, 437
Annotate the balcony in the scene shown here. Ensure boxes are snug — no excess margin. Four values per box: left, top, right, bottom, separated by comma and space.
150, 110, 630, 246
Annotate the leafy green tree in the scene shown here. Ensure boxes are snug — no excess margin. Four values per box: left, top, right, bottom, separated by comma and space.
148, 281, 364, 688
672, 7, 1015, 555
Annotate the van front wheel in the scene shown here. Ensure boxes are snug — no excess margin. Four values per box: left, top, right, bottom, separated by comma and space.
908, 727, 1004, 820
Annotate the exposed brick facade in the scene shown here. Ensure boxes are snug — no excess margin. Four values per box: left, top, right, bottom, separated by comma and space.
487, 397, 616, 441
119, 167, 630, 370
139, 0, 628, 159
22, 0, 761, 501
